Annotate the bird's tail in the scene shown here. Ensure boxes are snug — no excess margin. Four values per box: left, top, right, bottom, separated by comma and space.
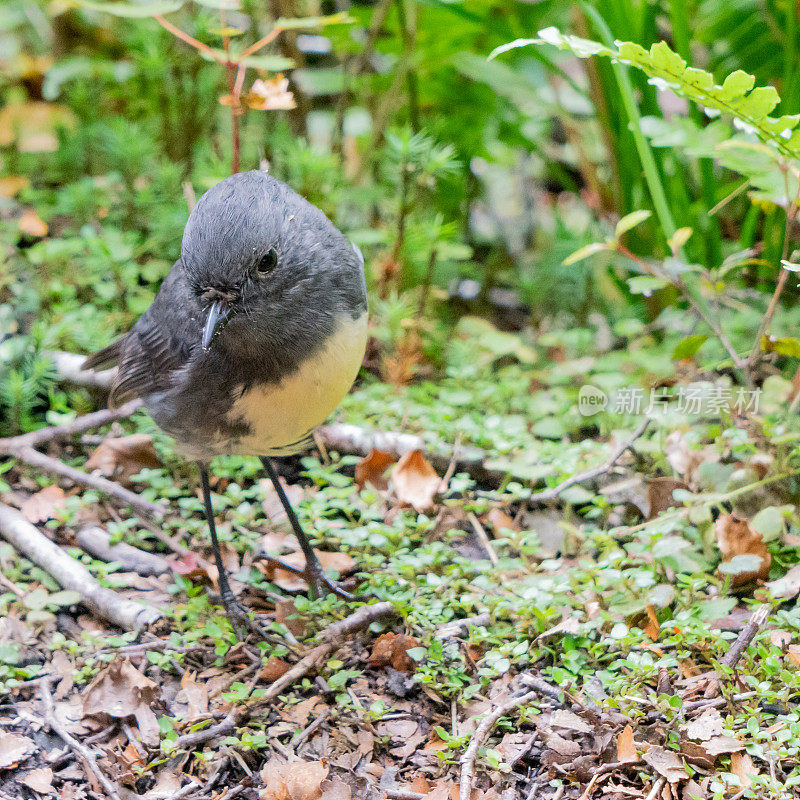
83, 339, 123, 372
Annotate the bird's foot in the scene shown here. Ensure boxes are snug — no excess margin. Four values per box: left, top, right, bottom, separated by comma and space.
219, 592, 270, 642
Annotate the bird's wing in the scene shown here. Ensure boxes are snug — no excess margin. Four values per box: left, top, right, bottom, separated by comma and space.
84, 262, 198, 407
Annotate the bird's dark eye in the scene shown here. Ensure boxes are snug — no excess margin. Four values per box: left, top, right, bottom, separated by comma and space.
257, 249, 278, 275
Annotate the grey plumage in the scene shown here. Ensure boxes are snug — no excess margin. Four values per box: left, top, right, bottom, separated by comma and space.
85, 170, 367, 460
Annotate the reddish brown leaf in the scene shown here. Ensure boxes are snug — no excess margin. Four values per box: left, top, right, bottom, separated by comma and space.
715, 512, 771, 586
730, 751, 758, 788
18, 208, 47, 237
369, 631, 420, 672
261, 657, 291, 683
259, 758, 327, 800
644, 604, 660, 641
86, 434, 161, 482
355, 449, 395, 491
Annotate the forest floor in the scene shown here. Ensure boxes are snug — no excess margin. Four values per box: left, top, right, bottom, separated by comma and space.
2, 318, 800, 800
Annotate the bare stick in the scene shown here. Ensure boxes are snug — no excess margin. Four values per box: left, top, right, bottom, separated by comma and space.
153, 14, 225, 63
6, 444, 165, 519
0, 400, 140, 452
40, 678, 121, 800
239, 27, 282, 59
171, 602, 394, 750
0, 503, 161, 630
644, 777, 666, 800
467, 513, 498, 565
437, 613, 491, 639
528, 419, 650, 505
704, 603, 771, 698
76, 526, 170, 576
458, 689, 539, 800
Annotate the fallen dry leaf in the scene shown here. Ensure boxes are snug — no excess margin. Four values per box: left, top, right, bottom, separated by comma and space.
86, 434, 162, 482
21, 485, 67, 524
258, 549, 354, 593
648, 476, 688, 518
369, 631, 420, 673
261, 656, 292, 683
355, 449, 395, 491
259, 758, 327, 800
730, 751, 758, 789
616, 724, 638, 763
22, 767, 55, 795
685, 709, 723, 741
18, 208, 48, 237
487, 507, 519, 532
715, 512, 770, 586
319, 779, 351, 800
0, 732, 35, 769
644, 604, 660, 641
642, 746, 689, 783
83, 657, 160, 746
179, 670, 208, 720
391, 449, 440, 511
702, 735, 745, 757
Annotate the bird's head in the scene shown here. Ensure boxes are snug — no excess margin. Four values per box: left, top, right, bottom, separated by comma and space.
179, 171, 365, 355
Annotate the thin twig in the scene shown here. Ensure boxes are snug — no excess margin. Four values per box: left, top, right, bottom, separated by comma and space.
40, 678, 122, 800
239, 27, 282, 59
7, 444, 165, 518
0, 400, 141, 452
704, 603, 771, 698
528, 419, 650, 505
467, 513, 498, 565
459, 689, 539, 800
644, 777, 666, 800
153, 15, 224, 63
172, 602, 395, 750
290, 708, 330, 749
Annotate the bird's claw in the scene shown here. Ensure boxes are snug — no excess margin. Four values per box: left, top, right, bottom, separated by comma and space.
220, 592, 269, 642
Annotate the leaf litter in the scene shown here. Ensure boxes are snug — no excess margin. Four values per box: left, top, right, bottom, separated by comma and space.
3, 324, 800, 800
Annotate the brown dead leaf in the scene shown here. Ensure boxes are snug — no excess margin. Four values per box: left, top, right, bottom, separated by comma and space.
86, 434, 162, 482
685, 709, 723, 741
319, 779, 351, 800
368, 631, 420, 672
0, 101, 76, 152
701, 735, 745, 757
487, 507, 518, 532
788, 644, 800, 666
21, 485, 67, 523
259, 550, 354, 593
19, 208, 48, 237
0, 732, 35, 769
167, 551, 211, 582
644, 604, 660, 641
730, 751, 758, 789
647, 477, 688, 518
642, 746, 689, 783
391, 450, 440, 511
179, 670, 208, 720
259, 758, 327, 800
355, 449, 395, 491
275, 598, 307, 638
616, 724, 638, 763
715, 512, 771, 586
261, 657, 292, 683
82, 657, 160, 746
549, 709, 593, 734
22, 767, 55, 795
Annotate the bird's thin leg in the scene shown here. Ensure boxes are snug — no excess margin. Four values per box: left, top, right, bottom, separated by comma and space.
259, 456, 352, 600
198, 463, 268, 640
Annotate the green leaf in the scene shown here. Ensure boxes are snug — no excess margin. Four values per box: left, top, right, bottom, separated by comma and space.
761, 336, 800, 358
194, 0, 239, 8
274, 12, 352, 30
75, 0, 185, 17
615, 209, 652, 238
627, 275, 668, 295
719, 554, 764, 575
751, 506, 785, 540
47, 590, 82, 607
672, 334, 708, 360
562, 242, 609, 266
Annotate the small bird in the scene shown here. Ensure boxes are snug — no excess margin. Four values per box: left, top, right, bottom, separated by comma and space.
84, 170, 368, 635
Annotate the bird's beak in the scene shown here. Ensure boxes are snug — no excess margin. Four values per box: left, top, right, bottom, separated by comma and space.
202, 299, 229, 351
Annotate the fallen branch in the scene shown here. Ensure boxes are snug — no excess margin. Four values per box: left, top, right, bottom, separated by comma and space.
458, 688, 539, 800
76, 526, 170, 576
171, 601, 395, 750
6, 444, 165, 518
704, 603, 771, 699
40, 677, 122, 800
528, 418, 650, 505
437, 613, 492, 639
0, 503, 161, 630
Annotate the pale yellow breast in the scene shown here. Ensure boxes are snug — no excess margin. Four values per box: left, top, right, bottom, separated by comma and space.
224, 313, 367, 456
